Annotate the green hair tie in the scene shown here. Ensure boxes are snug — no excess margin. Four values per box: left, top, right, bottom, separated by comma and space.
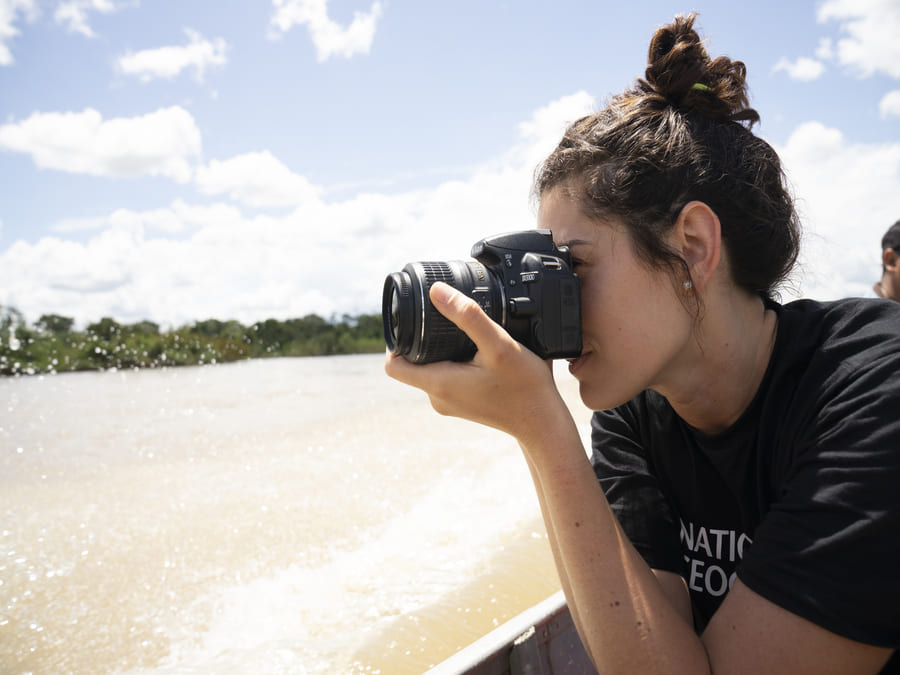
692, 83, 712, 92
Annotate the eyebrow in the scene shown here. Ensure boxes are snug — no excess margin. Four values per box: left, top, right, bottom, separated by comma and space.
557, 238, 593, 249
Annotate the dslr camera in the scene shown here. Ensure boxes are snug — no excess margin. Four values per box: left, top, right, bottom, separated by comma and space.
383, 229, 582, 363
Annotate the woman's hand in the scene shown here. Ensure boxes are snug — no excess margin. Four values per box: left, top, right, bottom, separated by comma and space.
384, 281, 568, 447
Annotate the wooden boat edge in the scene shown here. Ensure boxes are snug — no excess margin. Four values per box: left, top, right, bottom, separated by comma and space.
424, 590, 596, 674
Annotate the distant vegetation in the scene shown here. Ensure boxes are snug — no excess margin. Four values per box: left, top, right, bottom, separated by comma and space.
0, 305, 383, 376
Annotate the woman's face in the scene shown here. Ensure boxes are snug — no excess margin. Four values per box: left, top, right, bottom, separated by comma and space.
538, 188, 695, 410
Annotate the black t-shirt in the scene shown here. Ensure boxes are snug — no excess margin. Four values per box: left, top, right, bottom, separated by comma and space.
591, 297, 900, 671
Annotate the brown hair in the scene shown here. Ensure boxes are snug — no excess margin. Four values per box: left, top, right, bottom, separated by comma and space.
534, 13, 800, 301
881, 220, 900, 252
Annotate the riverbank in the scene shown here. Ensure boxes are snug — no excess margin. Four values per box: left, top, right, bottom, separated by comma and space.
0, 312, 382, 376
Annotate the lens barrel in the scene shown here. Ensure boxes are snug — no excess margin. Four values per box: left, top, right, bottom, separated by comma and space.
382, 260, 502, 363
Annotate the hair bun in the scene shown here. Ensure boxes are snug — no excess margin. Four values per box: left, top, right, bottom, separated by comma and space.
639, 13, 759, 126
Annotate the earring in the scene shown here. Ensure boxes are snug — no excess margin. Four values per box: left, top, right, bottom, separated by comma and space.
683, 279, 693, 292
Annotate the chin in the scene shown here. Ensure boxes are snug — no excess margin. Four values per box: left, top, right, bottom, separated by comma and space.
577, 378, 636, 412
578, 381, 610, 411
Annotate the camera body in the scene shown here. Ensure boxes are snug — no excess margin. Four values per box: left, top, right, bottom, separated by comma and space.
383, 229, 582, 363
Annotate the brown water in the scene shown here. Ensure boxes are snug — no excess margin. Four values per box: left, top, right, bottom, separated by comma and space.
0, 354, 591, 674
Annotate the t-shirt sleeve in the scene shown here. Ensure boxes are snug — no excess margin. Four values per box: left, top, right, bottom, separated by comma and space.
738, 354, 900, 648
591, 401, 683, 575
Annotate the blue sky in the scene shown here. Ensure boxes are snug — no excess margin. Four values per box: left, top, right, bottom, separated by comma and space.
1, 0, 899, 328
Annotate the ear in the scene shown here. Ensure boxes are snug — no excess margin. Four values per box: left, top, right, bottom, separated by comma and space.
883, 248, 899, 271
671, 200, 722, 291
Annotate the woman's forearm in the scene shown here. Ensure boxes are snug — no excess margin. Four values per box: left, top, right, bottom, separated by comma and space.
521, 423, 709, 674
524, 451, 599, 666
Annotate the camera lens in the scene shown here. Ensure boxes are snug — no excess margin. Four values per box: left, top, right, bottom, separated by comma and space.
382, 260, 503, 363
390, 286, 400, 339
383, 272, 412, 355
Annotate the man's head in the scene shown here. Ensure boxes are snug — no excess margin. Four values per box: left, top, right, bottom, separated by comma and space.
875, 220, 900, 301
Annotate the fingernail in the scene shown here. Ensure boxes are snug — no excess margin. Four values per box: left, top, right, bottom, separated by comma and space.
430, 282, 455, 305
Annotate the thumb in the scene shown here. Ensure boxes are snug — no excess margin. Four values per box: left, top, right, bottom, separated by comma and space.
429, 282, 508, 352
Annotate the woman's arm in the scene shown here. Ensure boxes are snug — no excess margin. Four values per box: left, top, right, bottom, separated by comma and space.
520, 416, 711, 674
525, 451, 695, 668
523, 452, 597, 665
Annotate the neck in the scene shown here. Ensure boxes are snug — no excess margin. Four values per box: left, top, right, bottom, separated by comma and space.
657, 291, 778, 435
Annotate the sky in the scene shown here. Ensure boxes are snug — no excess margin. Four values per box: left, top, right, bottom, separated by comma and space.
0, 0, 899, 329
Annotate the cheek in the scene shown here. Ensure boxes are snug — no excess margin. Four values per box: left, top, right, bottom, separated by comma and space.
578, 273, 631, 335
577, 284, 604, 339
580, 271, 683, 357
578, 278, 612, 336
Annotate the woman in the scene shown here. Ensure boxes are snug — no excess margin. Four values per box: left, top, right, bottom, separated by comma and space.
386, 14, 900, 674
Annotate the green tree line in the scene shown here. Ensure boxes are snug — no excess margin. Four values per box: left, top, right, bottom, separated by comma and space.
0, 305, 384, 376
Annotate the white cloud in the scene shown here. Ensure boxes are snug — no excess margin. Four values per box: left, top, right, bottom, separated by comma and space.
54, 0, 117, 38
0, 106, 202, 182
0, 0, 38, 66
514, 91, 595, 168
117, 29, 228, 83
3, 226, 139, 306
0, 93, 586, 327
879, 90, 900, 119
194, 151, 322, 208
818, 0, 900, 78
772, 56, 826, 82
51, 200, 245, 235
775, 120, 900, 300
269, 0, 382, 62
